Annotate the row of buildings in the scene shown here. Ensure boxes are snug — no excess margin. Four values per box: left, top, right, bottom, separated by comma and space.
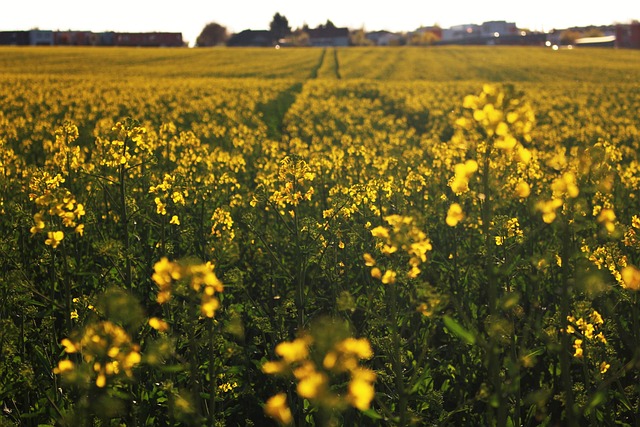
0, 30, 184, 47
1, 21, 639, 48
231, 20, 640, 48
370, 21, 640, 48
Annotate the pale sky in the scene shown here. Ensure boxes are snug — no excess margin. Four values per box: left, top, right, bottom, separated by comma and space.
2, 0, 638, 46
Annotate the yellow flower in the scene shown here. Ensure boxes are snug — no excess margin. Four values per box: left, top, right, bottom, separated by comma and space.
264, 393, 293, 425
262, 361, 286, 374
371, 226, 389, 239
621, 265, 640, 290
573, 339, 583, 358
45, 230, 64, 248
148, 317, 169, 332
169, 215, 180, 225
590, 310, 604, 325
348, 372, 376, 410
297, 370, 327, 399
276, 337, 310, 363
96, 373, 107, 388
381, 270, 397, 285
200, 294, 220, 318
600, 361, 610, 374
597, 208, 616, 233
337, 338, 373, 360
363, 253, 376, 267
446, 203, 464, 227
61, 338, 78, 353
53, 359, 75, 374
515, 181, 531, 198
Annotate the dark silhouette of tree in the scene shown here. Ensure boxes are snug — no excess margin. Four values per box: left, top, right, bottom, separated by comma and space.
270, 13, 291, 41
196, 22, 228, 47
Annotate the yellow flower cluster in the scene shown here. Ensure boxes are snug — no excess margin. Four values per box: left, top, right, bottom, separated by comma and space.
210, 206, 235, 243
28, 171, 85, 247
266, 156, 316, 211
367, 214, 432, 280
43, 122, 91, 175
54, 321, 141, 388
262, 333, 375, 423
151, 257, 224, 317
566, 310, 608, 372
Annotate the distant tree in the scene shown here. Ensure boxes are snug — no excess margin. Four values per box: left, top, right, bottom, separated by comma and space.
409, 31, 440, 46
291, 28, 310, 46
584, 28, 604, 38
559, 29, 582, 45
270, 13, 291, 41
196, 22, 228, 47
350, 28, 373, 46
325, 20, 336, 29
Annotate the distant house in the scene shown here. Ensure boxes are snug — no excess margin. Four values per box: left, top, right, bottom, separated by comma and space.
113, 32, 183, 47
54, 31, 99, 46
307, 27, 350, 46
0, 31, 30, 45
481, 21, 517, 37
29, 30, 54, 45
227, 30, 275, 47
366, 30, 403, 46
616, 22, 640, 48
574, 35, 616, 47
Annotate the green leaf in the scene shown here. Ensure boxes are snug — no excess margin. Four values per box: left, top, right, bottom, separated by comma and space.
587, 391, 606, 410
361, 408, 383, 420
443, 315, 476, 345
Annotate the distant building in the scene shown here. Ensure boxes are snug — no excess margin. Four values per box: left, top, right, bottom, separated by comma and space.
307, 27, 350, 46
575, 35, 616, 47
227, 30, 275, 47
441, 24, 482, 41
481, 21, 518, 37
366, 30, 403, 46
616, 22, 640, 48
54, 31, 99, 46
114, 32, 183, 47
29, 30, 54, 45
0, 31, 30, 45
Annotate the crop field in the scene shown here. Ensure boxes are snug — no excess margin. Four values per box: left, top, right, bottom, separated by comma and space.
1, 45, 640, 426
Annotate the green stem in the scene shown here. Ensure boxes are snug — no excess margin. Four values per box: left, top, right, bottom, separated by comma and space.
559, 219, 578, 427
481, 143, 506, 427
119, 142, 132, 288
389, 282, 408, 426
208, 317, 217, 427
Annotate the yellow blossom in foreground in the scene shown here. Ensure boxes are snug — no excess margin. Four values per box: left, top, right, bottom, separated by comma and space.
45, 230, 64, 248
515, 181, 531, 198
371, 226, 389, 239
363, 253, 376, 267
148, 317, 169, 332
276, 337, 310, 363
264, 393, 293, 425
600, 361, 610, 374
381, 269, 397, 285
446, 203, 464, 227
597, 208, 616, 233
348, 368, 376, 410
621, 265, 640, 290
53, 359, 74, 374
573, 339, 583, 358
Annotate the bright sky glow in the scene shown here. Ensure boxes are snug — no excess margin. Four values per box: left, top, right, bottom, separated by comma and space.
2, 0, 638, 46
